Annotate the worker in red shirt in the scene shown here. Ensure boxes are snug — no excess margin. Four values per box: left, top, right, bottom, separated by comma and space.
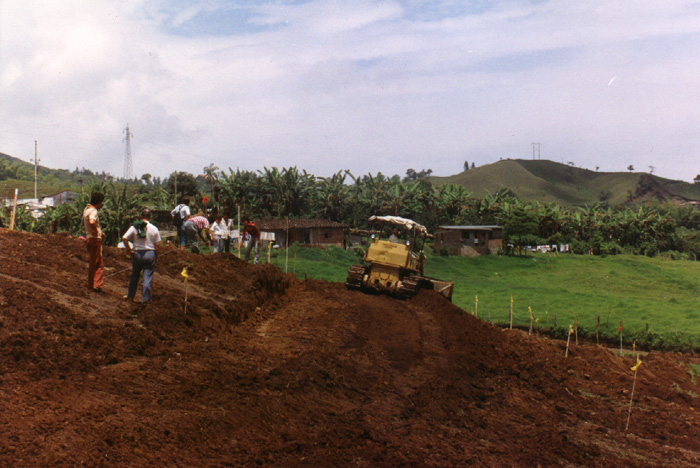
242, 217, 261, 263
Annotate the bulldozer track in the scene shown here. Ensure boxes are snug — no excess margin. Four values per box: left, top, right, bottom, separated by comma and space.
346, 264, 366, 291
398, 276, 419, 299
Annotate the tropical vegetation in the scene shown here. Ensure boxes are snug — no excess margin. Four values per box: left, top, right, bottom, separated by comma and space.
2, 156, 700, 258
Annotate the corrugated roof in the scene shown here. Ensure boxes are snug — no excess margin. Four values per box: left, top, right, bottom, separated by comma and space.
255, 219, 349, 230
438, 225, 502, 231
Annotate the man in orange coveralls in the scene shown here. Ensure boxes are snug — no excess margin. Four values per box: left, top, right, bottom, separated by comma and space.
83, 192, 106, 293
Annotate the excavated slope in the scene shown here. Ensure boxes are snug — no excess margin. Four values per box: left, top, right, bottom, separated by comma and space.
1, 228, 699, 467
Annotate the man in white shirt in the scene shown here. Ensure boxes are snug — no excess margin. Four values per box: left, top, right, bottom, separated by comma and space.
389, 228, 401, 243
211, 214, 224, 253
122, 208, 162, 302
221, 213, 234, 253
170, 196, 191, 249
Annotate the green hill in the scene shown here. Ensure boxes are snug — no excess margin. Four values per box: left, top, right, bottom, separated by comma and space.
0, 152, 99, 199
431, 159, 700, 206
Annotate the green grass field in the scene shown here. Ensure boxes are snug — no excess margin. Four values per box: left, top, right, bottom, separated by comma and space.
262, 245, 700, 350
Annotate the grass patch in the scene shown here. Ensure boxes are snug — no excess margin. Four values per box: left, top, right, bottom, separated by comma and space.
255, 245, 700, 351
689, 363, 700, 385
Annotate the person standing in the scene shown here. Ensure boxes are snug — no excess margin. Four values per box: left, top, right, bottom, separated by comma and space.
210, 214, 224, 253
242, 217, 261, 263
221, 213, 233, 253
122, 208, 162, 302
183, 212, 211, 254
170, 196, 191, 249
83, 192, 105, 293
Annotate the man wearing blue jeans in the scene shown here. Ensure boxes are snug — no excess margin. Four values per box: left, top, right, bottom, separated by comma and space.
183, 213, 211, 254
122, 208, 162, 302
170, 196, 191, 249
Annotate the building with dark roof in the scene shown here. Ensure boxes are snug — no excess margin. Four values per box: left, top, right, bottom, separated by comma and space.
256, 219, 349, 248
434, 225, 503, 256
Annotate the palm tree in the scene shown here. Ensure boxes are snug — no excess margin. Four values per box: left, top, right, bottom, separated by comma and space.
203, 164, 219, 194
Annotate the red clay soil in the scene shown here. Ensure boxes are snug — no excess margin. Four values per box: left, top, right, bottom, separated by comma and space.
1, 228, 700, 467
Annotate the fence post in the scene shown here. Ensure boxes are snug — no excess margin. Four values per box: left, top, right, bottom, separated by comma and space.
9, 188, 18, 230
509, 295, 513, 329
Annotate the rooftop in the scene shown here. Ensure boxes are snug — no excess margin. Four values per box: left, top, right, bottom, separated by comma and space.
256, 219, 349, 230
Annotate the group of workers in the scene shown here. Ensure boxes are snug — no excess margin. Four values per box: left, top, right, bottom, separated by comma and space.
82, 192, 261, 304
170, 196, 261, 261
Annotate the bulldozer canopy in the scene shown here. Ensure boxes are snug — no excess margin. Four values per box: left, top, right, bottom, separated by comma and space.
368, 216, 428, 236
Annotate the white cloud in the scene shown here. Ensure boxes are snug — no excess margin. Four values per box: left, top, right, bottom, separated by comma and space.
1, 0, 700, 183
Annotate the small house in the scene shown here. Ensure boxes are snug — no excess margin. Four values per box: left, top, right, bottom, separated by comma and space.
41, 191, 78, 206
256, 219, 348, 248
434, 225, 503, 256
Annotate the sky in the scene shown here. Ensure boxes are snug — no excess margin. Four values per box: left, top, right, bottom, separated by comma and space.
1, 0, 700, 182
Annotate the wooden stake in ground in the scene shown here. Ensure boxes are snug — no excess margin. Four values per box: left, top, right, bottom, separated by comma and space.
284, 216, 289, 273
618, 320, 624, 355
565, 324, 573, 357
475, 295, 478, 318
9, 188, 18, 230
528, 306, 533, 337
181, 267, 189, 314
625, 355, 643, 432
509, 295, 514, 329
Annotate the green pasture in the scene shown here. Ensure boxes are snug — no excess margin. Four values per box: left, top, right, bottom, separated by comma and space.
263, 245, 700, 350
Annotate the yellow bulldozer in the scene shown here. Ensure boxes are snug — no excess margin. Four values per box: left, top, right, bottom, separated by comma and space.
346, 215, 454, 301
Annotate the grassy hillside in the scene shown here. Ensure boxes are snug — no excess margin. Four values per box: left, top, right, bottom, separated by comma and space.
431, 159, 700, 206
0, 152, 83, 199
267, 246, 700, 350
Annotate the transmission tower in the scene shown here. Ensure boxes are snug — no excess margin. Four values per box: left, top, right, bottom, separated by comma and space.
532, 142, 541, 160
123, 124, 134, 180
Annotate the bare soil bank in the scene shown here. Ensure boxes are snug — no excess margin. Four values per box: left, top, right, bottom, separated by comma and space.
1, 228, 699, 467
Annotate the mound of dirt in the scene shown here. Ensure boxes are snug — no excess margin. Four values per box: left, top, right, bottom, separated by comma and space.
1, 228, 700, 467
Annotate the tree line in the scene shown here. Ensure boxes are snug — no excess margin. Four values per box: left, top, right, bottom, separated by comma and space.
2, 165, 700, 258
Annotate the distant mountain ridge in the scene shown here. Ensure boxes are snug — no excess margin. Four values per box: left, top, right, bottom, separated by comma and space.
4, 150, 700, 207
430, 159, 700, 206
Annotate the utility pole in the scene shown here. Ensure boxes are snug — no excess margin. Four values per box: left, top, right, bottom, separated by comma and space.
532, 142, 541, 160
123, 124, 133, 180
32, 140, 40, 200
174, 172, 178, 205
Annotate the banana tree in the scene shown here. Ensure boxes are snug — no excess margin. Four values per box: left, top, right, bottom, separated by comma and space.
313, 170, 349, 222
